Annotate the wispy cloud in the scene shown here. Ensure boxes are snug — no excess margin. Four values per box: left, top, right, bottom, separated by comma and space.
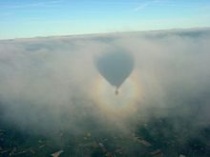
133, 0, 209, 12
1, 0, 63, 9
133, 0, 160, 12
133, 0, 178, 12
0, 12, 13, 18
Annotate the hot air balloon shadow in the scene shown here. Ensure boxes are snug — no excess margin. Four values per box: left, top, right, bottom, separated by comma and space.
95, 50, 134, 95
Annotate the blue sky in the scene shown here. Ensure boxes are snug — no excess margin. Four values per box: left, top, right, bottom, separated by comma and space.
0, 0, 210, 39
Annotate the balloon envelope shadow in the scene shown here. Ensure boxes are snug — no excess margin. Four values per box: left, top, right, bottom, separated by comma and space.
95, 50, 134, 95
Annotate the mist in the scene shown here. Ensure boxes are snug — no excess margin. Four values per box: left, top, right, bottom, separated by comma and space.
0, 28, 210, 144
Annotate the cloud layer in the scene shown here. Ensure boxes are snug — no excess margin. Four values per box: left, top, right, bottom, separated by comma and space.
0, 28, 210, 138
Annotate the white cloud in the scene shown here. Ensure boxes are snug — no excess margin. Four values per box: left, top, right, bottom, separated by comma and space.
0, 28, 210, 136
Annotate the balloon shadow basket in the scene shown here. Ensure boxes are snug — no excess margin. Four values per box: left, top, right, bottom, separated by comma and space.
115, 88, 119, 95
